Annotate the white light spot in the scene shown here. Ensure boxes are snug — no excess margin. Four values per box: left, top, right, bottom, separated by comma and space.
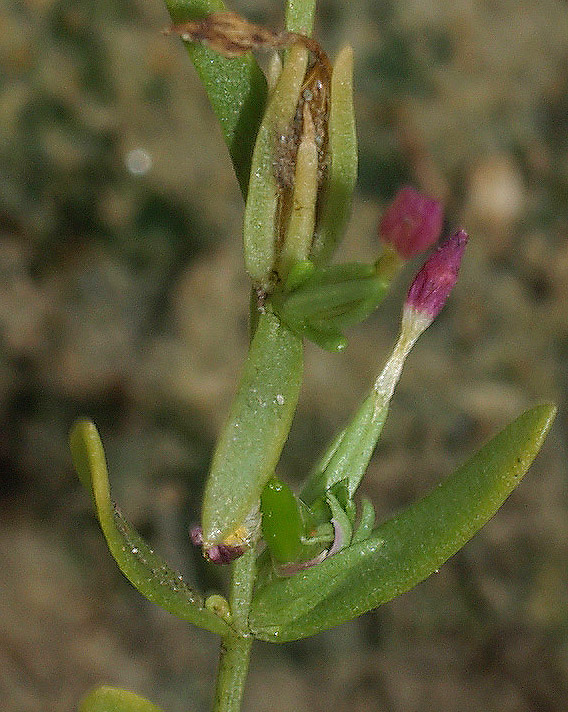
126, 148, 153, 176
131, 547, 138, 554
276, 394, 285, 405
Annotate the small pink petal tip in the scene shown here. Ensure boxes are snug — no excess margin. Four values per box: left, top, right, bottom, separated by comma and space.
189, 525, 245, 565
379, 185, 444, 259
204, 542, 247, 565
405, 229, 468, 321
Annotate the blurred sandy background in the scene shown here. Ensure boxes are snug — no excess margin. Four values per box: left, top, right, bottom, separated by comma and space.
1, 0, 567, 709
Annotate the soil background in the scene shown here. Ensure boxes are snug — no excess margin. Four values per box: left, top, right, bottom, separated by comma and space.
1, 0, 567, 710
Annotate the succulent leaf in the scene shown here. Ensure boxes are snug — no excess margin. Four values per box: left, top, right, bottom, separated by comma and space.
79, 686, 163, 712
70, 420, 231, 636
201, 311, 303, 547
250, 405, 556, 641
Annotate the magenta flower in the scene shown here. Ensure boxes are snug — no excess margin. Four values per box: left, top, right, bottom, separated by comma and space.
379, 185, 444, 259
405, 229, 468, 323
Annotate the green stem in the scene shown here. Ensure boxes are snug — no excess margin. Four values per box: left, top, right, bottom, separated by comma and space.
213, 635, 253, 712
213, 633, 253, 712
212, 549, 256, 712
209, 3, 317, 707
285, 0, 316, 35
228, 547, 257, 632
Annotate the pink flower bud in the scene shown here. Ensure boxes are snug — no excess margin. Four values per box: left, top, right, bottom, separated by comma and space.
405, 230, 468, 322
379, 185, 444, 259
189, 524, 246, 565
204, 542, 247, 565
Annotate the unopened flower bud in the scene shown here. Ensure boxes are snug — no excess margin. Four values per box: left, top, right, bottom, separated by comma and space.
204, 542, 247, 565
379, 185, 443, 259
404, 229, 468, 326
301, 230, 467, 505
189, 525, 247, 565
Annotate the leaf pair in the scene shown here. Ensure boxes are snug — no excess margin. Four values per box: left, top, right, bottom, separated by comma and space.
71, 404, 556, 642
166, 5, 357, 283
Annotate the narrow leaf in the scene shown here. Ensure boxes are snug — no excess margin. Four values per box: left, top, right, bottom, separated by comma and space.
250, 404, 556, 641
70, 420, 231, 636
201, 311, 303, 547
164, 0, 267, 196
352, 496, 376, 543
79, 686, 163, 712
300, 387, 388, 504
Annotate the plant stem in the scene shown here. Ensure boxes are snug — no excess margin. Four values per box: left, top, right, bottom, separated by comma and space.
213, 634, 253, 712
212, 548, 256, 712
228, 547, 257, 631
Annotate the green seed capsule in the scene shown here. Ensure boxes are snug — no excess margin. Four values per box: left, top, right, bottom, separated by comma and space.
243, 43, 309, 286
277, 103, 319, 280
261, 477, 304, 565
310, 45, 357, 264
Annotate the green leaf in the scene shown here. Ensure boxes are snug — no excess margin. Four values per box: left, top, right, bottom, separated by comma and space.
299, 324, 347, 353
272, 262, 390, 352
300, 384, 389, 504
283, 278, 388, 327
70, 420, 231, 636
79, 686, 163, 712
201, 311, 303, 547
325, 491, 352, 553
250, 404, 556, 641
163, 0, 267, 196
351, 496, 376, 544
